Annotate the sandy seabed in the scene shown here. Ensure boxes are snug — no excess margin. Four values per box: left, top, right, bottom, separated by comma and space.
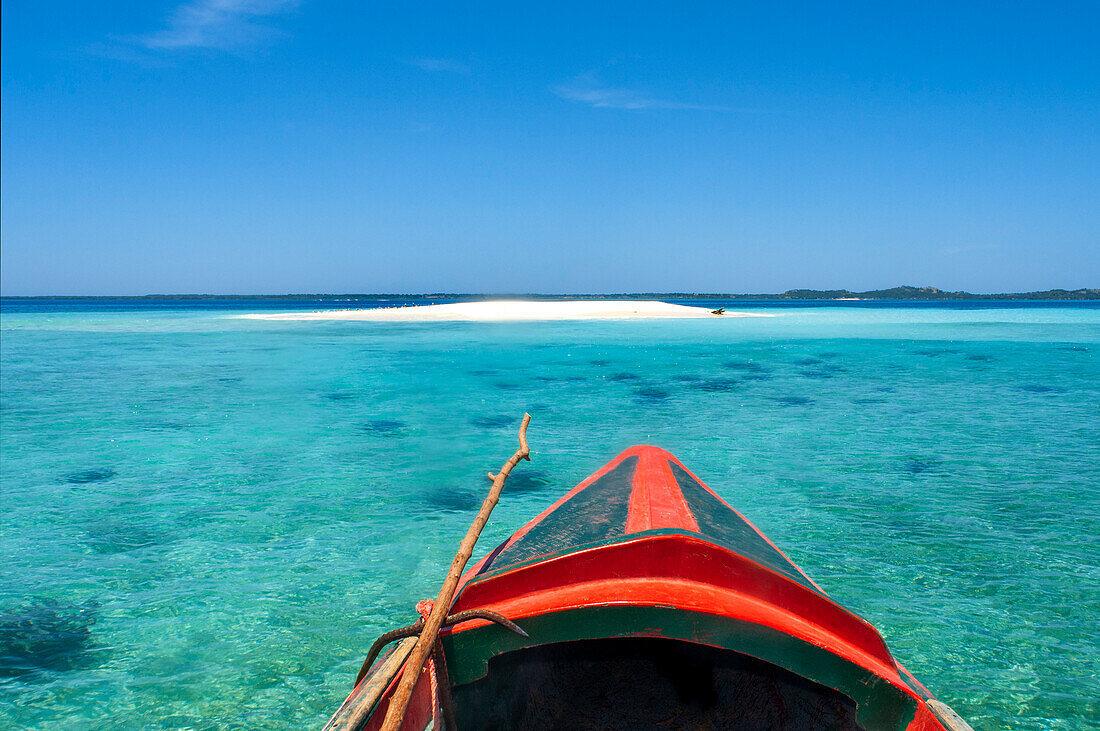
239, 300, 770, 322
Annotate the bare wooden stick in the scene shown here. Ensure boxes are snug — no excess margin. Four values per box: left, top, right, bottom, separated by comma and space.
380, 413, 532, 731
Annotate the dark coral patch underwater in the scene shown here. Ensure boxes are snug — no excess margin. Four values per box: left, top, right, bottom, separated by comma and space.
1018, 384, 1067, 394
633, 387, 671, 403
424, 487, 481, 512
486, 469, 553, 494
470, 415, 518, 430
904, 457, 942, 475
0, 599, 100, 678
771, 396, 814, 406
361, 420, 407, 434
722, 360, 768, 372
64, 469, 116, 485
721, 363, 772, 381
692, 378, 743, 393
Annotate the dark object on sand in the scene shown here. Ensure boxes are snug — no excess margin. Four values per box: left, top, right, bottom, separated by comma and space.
711, 307, 725, 315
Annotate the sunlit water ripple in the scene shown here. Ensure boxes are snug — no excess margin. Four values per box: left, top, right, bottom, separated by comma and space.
1, 300, 1098, 729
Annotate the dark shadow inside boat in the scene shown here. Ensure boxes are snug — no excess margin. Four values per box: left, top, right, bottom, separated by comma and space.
451, 637, 864, 730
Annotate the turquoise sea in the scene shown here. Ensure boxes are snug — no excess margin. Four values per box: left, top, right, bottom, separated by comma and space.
1, 299, 1098, 730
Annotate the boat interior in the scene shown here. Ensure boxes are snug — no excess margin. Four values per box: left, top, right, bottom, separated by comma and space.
451, 637, 864, 731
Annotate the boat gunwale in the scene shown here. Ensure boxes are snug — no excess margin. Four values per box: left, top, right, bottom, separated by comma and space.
456, 528, 893, 665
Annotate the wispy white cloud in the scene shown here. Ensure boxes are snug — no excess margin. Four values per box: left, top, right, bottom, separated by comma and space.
134, 0, 299, 52
554, 74, 723, 111
407, 57, 470, 74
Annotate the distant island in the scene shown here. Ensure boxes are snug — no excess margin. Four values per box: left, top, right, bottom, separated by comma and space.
709, 286, 1100, 300
3, 286, 1097, 300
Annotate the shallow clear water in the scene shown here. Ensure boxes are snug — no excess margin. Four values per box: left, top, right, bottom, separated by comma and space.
1, 301, 1098, 729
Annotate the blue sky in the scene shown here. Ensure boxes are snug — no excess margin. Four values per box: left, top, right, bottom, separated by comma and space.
2, 1, 1097, 295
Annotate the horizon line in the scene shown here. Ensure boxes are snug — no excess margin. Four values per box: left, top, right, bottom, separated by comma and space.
2, 286, 1099, 300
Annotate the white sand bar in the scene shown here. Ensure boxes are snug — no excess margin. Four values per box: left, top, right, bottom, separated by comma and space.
240, 300, 769, 322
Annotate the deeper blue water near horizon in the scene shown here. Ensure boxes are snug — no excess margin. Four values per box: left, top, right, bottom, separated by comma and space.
1, 299, 1098, 729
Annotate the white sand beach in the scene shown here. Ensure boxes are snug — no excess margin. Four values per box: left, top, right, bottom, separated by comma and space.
240, 300, 769, 322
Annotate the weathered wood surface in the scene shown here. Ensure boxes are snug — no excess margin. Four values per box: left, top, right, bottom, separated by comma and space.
322, 636, 416, 731
927, 700, 975, 731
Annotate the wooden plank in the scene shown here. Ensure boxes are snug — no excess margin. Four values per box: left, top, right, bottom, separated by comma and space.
323, 636, 417, 731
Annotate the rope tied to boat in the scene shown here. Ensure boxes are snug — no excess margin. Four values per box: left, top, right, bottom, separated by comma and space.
354, 608, 528, 687
352, 602, 527, 731
416, 600, 447, 731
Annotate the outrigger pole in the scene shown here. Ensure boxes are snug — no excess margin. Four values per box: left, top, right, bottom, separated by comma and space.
379, 413, 532, 731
